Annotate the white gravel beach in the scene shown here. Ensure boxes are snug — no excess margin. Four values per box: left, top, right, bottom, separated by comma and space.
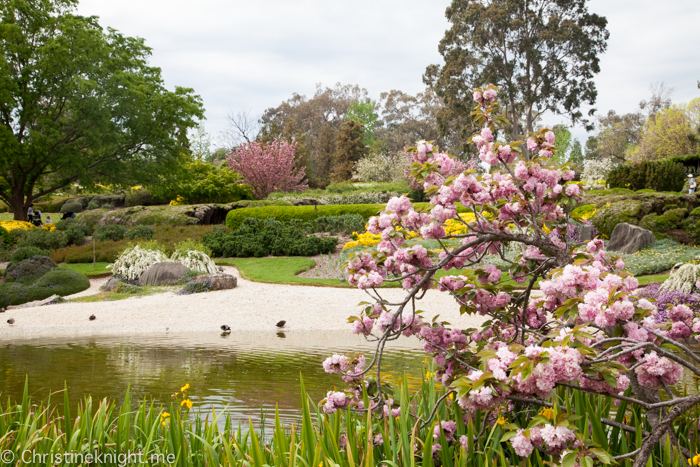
0, 267, 486, 339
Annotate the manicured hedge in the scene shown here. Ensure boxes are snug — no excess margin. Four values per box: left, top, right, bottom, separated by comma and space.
205, 218, 337, 257
606, 160, 686, 192
225, 204, 385, 230
225, 203, 469, 231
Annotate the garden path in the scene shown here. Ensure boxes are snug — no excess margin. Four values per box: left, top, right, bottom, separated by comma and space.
0, 267, 487, 339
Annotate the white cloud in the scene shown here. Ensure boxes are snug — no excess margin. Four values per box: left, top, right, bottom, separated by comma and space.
77, 0, 700, 145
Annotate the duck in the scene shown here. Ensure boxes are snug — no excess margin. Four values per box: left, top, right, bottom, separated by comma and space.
89, 314, 96, 321
276, 320, 286, 328
7, 318, 14, 325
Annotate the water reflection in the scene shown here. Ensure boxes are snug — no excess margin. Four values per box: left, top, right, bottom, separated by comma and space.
0, 331, 425, 425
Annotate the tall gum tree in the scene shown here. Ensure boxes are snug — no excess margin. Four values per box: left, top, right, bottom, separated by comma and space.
424, 0, 609, 144
0, 0, 203, 220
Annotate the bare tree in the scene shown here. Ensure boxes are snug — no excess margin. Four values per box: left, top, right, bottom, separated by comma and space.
218, 109, 261, 149
639, 81, 675, 121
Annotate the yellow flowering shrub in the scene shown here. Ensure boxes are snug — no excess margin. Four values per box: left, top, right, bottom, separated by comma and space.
0, 220, 35, 232
343, 214, 478, 250
169, 195, 185, 206
41, 223, 56, 232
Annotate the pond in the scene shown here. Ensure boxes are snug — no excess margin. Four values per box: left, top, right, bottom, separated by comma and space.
0, 331, 426, 426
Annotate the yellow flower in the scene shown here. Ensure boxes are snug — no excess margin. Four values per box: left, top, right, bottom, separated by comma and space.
160, 412, 170, 427
539, 407, 554, 420
169, 195, 186, 206
689, 454, 700, 466
0, 220, 35, 232
181, 383, 190, 392
496, 416, 506, 426
181, 399, 193, 409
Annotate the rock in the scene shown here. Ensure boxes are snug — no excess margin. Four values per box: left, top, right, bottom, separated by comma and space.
667, 229, 695, 245
103, 276, 124, 291
607, 222, 656, 254
139, 262, 188, 286
192, 273, 237, 290
290, 198, 324, 206
7, 294, 60, 310
577, 224, 593, 242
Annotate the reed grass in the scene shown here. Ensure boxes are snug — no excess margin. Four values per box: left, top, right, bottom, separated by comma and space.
0, 374, 696, 466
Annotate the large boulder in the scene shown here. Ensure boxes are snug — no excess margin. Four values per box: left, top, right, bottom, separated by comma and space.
607, 222, 656, 254
102, 276, 124, 292
139, 262, 188, 286
192, 273, 237, 290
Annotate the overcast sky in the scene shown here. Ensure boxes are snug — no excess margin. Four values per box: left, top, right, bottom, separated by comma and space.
77, 0, 700, 146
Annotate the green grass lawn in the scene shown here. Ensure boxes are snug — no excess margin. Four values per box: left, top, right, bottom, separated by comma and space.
215, 256, 671, 289
215, 257, 361, 287
59, 262, 112, 277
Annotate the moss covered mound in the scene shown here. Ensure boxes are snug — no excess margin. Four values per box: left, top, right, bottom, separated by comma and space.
4, 256, 57, 284
0, 262, 89, 308
585, 191, 700, 239
590, 200, 642, 237
75, 200, 293, 233
639, 208, 688, 233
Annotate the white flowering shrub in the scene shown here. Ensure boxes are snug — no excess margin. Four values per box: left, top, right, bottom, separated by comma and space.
581, 158, 617, 187
659, 262, 700, 293
352, 152, 410, 183
109, 245, 169, 280
170, 249, 218, 274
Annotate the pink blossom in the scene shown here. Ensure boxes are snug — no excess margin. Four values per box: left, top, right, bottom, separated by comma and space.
481, 127, 494, 142
511, 430, 534, 457
473, 91, 483, 103
483, 88, 497, 101
545, 131, 556, 145
227, 139, 308, 198
526, 138, 538, 151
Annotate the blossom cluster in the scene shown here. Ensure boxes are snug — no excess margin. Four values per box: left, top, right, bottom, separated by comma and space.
326, 85, 700, 462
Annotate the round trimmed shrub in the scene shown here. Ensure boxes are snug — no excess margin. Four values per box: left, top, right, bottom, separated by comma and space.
0, 226, 11, 246
94, 224, 127, 241
20, 229, 68, 251
0, 268, 89, 308
65, 225, 87, 246
11, 246, 50, 263
127, 225, 155, 240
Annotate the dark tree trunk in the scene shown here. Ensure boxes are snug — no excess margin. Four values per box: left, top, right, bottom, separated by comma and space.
8, 192, 27, 221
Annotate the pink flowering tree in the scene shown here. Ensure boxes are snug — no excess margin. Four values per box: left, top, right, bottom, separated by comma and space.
322, 85, 700, 466
226, 139, 308, 199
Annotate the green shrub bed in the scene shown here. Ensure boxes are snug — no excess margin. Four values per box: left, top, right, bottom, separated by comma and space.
50, 225, 214, 263
618, 238, 700, 275
205, 218, 337, 257
0, 257, 89, 307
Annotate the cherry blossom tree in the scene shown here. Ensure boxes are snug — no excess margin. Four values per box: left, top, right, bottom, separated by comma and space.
324, 85, 700, 466
226, 139, 308, 199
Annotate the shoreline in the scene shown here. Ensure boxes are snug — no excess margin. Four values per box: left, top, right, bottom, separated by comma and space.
0, 267, 486, 340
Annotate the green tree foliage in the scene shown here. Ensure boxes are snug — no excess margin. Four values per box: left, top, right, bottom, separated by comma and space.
148, 159, 253, 204
594, 110, 645, 163
568, 139, 584, 173
0, 0, 203, 220
345, 101, 378, 146
552, 125, 572, 165
333, 120, 368, 182
424, 0, 609, 145
633, 107, 694, 162
260, 83, 369, 188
